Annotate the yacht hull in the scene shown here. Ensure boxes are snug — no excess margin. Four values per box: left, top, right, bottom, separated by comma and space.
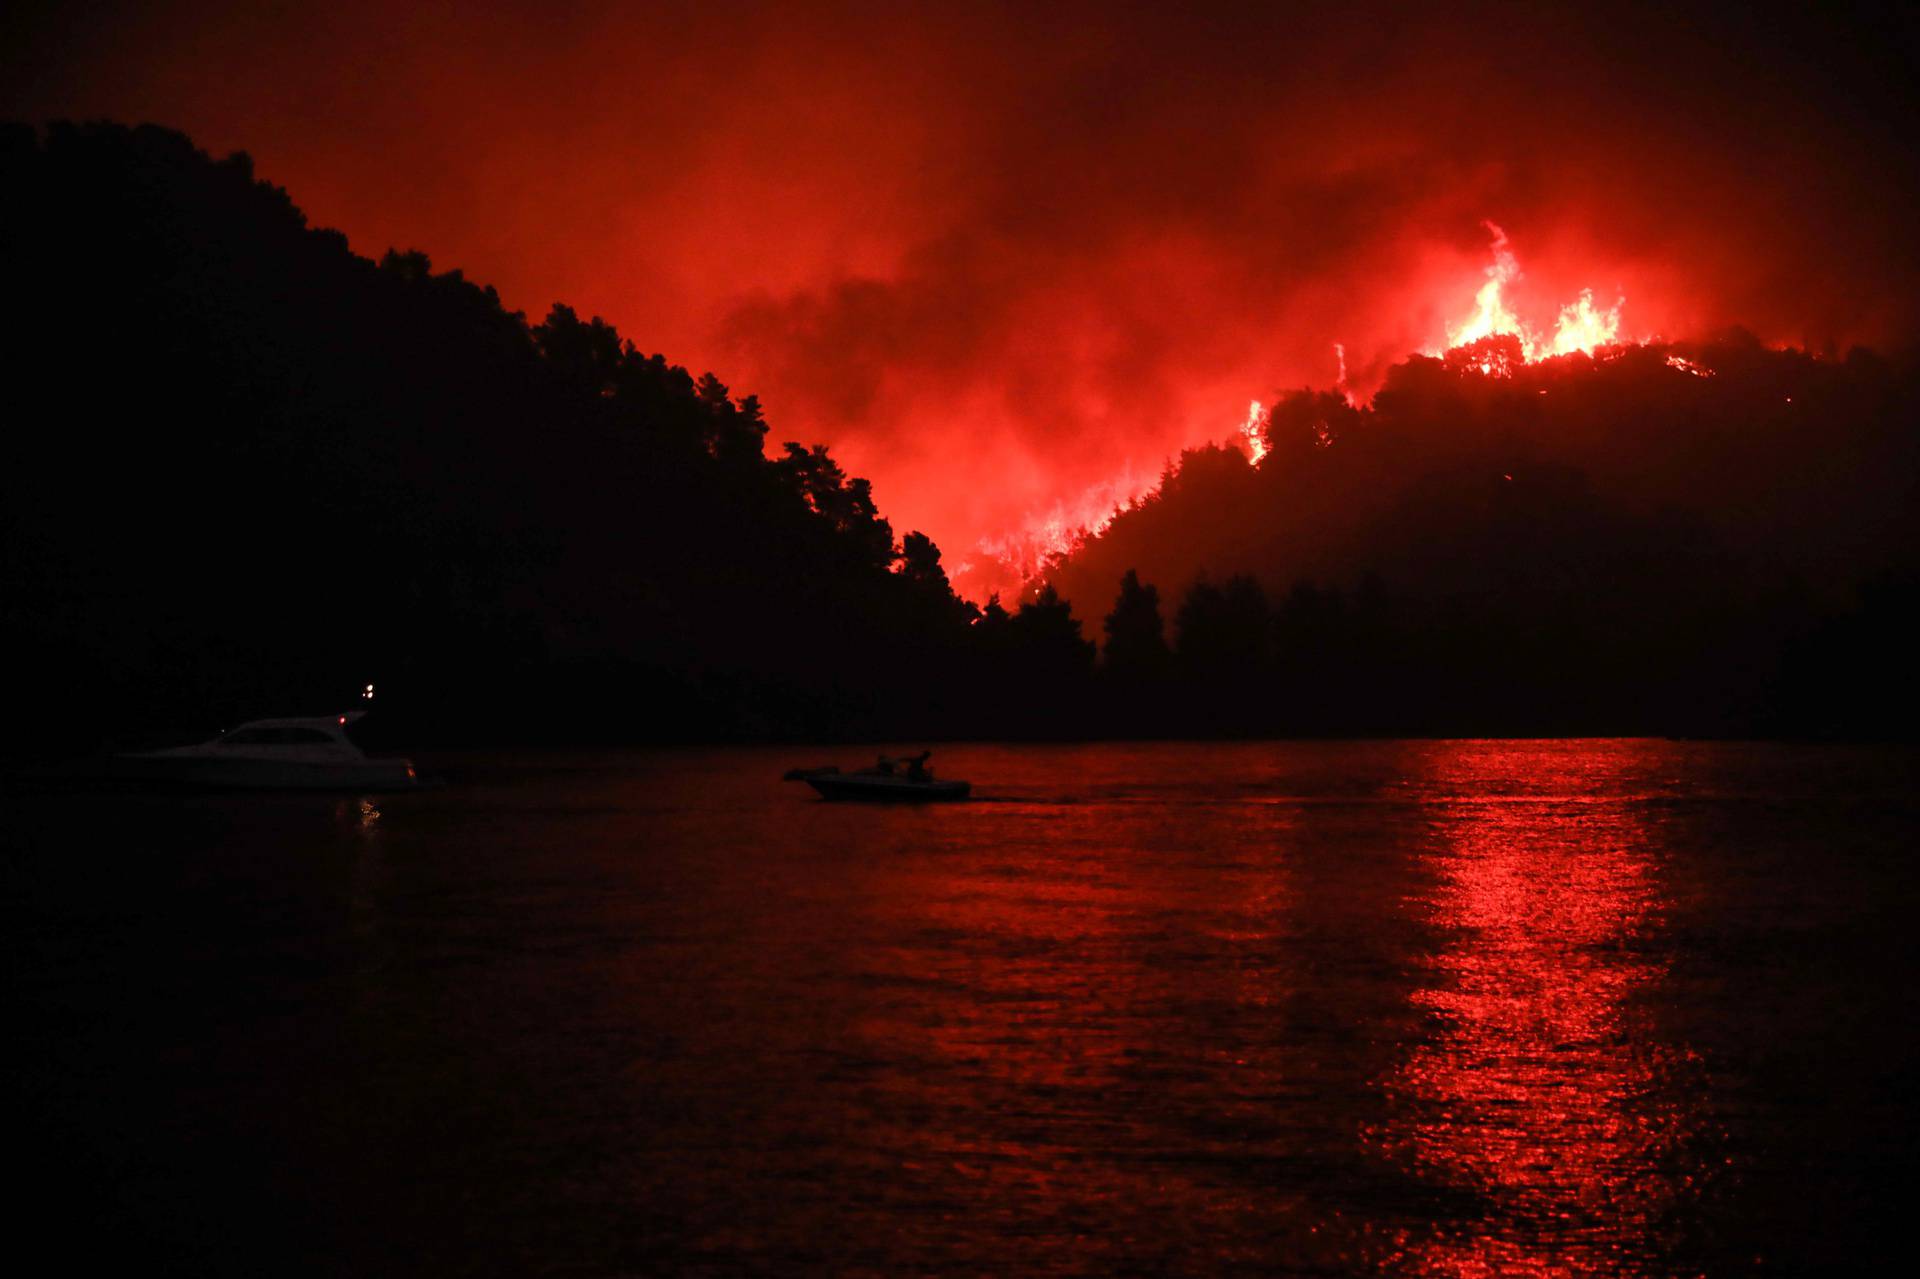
109, 755, 423, 791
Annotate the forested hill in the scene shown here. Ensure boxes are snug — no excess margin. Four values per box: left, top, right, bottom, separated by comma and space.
1, 121, 1022, 753
1045, 334, 1920, 738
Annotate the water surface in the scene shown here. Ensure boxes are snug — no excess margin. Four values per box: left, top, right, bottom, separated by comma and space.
8, 740, 1917, 1274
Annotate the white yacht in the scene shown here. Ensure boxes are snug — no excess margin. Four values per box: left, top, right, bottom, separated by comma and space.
117, 711, 423, 790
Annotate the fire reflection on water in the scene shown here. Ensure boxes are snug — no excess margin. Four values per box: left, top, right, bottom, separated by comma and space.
1374, 745, 1709, 1277
21, 741, 1896, 1273
830, 745, 1725, 1272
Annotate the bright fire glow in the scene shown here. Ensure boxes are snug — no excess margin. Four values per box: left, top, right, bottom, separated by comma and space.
1443, 222, 1625, 365
972, 396, 1269, 592
1666, 354, 1714, 377
1547, 289, 1624, 356
1240, 399, 1269, 466
973, 468, 1153, 588
1333, 342, 1364, 408
1447, 223, 1526, 350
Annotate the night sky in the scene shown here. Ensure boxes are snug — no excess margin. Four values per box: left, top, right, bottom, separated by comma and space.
9, 0, 1917, 596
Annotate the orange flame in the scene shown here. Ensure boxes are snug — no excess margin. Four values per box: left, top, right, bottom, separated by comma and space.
1447, 223, 1526, 350
1240, 399, 1269, 466
1441, 222, 1626, 366
1546, 288, 1624, 356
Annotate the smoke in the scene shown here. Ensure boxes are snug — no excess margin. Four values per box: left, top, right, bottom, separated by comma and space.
8, 1, 1918, 598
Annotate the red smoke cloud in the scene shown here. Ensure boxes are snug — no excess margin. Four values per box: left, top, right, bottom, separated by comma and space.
9, 1, 1917, 598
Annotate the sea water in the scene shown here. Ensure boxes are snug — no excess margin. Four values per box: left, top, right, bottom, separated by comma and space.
7, 740, 1917, 1274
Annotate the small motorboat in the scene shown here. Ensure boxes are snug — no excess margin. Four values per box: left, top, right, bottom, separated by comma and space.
805, 772, 971, 802
792, 752, 970, 802
112, 711, 425, 791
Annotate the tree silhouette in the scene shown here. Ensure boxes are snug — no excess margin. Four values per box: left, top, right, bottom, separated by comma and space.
899, 531, 950, 593
1102, 569, 1171, 682
1012, 585, 1097, 683
1047, 323, 1920, 737
1175, 573, 1269, 679
0, 120, 979, 752
6, 119, 1916, 750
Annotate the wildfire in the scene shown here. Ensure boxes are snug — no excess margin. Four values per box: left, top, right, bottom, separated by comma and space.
1240, 399, 1269, 465
1447, 223, 1526, 350
1443, 222, 1625, 365
972, 467, 1153, 587
965, 221, 1645, 598
1334, 342, 1364, 408
969, 397, 1268, 595
1547, 289, 1624, 356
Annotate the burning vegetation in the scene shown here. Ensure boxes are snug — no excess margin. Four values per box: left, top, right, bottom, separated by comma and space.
975, 222, 1648, 590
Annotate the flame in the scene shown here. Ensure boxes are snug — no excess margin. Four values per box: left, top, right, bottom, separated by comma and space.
1333, 342, 1364, 408
1666, 354, 1714, 377
1546, 288, 1623, 356
1447, 223, 1526, 350
1440, 222, 1626, 367
1240, 399, 1269, 466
